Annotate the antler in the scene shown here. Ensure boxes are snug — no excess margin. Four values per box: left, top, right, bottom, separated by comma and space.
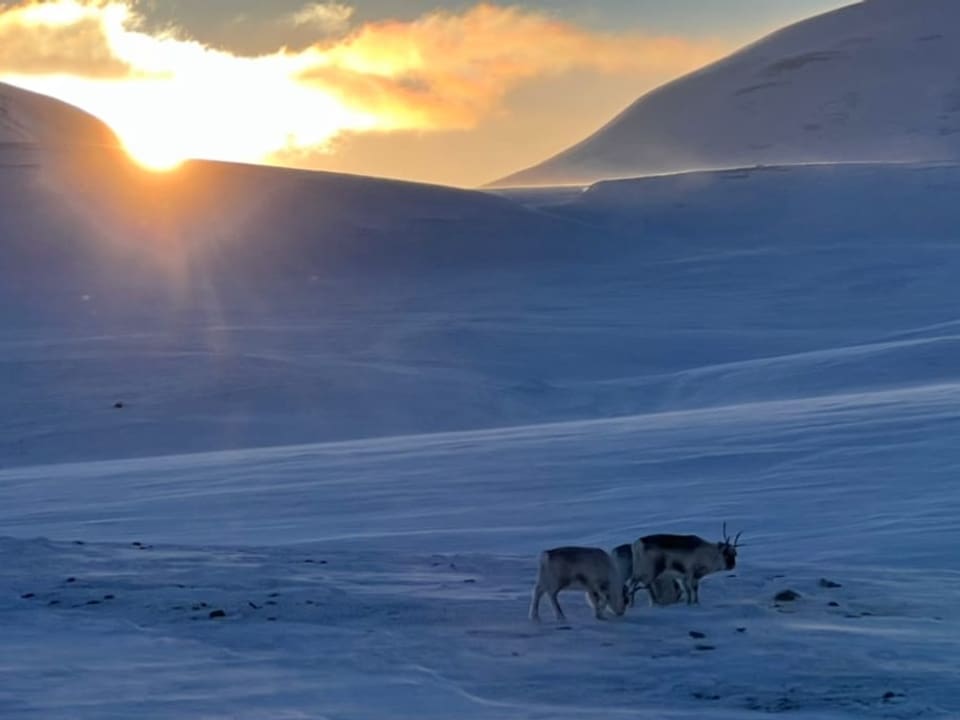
733, 531, 743, 547
722, 521, 729, 543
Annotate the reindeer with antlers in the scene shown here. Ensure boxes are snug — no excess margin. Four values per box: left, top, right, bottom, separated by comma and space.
630, 523, 742, 606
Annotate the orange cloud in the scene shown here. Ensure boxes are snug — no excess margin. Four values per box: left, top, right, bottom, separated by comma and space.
302, 4, 729, 131
0, 1, 130, 77
0, 1, 729, 171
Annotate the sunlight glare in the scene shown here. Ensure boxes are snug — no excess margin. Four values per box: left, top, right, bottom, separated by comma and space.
2, 1, 381, 171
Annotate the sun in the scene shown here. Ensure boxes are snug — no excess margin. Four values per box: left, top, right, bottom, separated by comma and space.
121, 135, 188, 172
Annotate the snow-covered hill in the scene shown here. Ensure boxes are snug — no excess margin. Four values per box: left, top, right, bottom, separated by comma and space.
0, 82, 118, 148
496, 0, 960, 186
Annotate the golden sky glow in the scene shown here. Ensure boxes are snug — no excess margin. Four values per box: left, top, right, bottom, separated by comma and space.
0, 0, 730, 180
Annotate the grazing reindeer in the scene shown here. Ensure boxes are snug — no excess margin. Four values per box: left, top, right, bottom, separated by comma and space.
612, 543, 683, 607
529, 546, 626, 621
631, 523, 742, 605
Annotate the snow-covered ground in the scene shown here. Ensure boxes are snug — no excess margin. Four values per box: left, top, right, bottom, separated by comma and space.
3, 384, 959, 718
3, 65, 960, 718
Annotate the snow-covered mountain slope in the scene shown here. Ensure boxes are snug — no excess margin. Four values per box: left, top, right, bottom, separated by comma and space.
5, 159, 960, 467
0, 82, 118, 148
495, 0, 960, 186
0, 87, 595, 466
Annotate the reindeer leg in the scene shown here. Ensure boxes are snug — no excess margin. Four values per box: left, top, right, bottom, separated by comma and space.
529, 583, 544, 621
548, 590, 566, 621
637, 572, 661, 606
585, 590, 606, 620
690, 577, 701, 605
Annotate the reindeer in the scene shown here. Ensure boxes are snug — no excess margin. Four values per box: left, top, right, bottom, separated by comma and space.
612, 543, 683, 607
630, 523, 742, 605
529, 546, 627, 621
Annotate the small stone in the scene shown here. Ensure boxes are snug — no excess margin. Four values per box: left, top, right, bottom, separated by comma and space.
267, 617, 277, 622
463, 579, 477, 584
20, 593, 35, 599
692, 691, 721, 701
268, 593, 280, 598
48, 599, 60, 606
113, 402, 124, 409
86, 599, 101, 605
736, 627, 747, 633
819, 578, 842, 589
266, 600, 277, 606
774, 589, 801, 602
828, 601, 840, 607
689, 631, 706, 639
66, 577, 76, 583
695, 644, 716, 652
249, 601, 260, 610
103, 594, 115, 600
209, 609, 226, 619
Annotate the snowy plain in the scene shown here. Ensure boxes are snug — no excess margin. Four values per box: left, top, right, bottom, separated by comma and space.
2, 385, 960, 718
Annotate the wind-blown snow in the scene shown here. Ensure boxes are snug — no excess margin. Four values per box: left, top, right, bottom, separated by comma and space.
496, 0, 960, 186
2, 71, 960, 718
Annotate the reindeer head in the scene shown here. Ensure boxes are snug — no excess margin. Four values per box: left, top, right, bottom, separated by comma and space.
605, 579, 627, 616
718, 521, 743, 570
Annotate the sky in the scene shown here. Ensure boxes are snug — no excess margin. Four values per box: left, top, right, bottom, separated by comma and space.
0, 0, 854, 186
